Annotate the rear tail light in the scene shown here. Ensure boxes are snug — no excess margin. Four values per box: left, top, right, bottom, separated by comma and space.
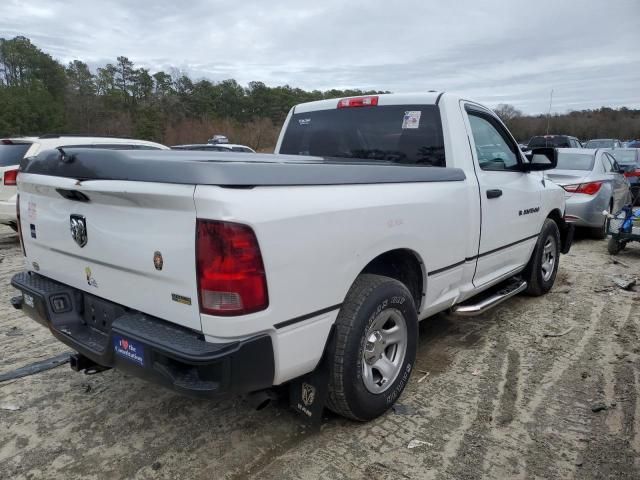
16, 194, 26, 256
562, 181, 603, 195
196, 220, 268, 316
3, 169, 18, 186
624, 169, 640, 177
337, 96, 379, 108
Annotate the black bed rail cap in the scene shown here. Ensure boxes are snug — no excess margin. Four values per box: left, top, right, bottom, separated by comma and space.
19, 148, 466, 187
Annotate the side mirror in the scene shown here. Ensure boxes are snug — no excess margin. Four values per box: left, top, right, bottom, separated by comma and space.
524, 147, 557, 171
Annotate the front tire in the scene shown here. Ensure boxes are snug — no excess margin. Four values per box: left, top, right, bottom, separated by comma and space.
523, 219, 561, 296
327, 274, 418, 421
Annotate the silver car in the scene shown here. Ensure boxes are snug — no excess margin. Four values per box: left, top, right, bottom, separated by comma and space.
547, 148, 631, 238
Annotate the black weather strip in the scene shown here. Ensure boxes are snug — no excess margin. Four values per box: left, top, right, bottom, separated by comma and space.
274, 304, 342, 329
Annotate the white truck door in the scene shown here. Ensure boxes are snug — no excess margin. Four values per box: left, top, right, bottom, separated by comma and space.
461, 103, 542, 287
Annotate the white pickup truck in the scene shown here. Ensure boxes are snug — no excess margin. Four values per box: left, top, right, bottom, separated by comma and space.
11, 93, 573, 421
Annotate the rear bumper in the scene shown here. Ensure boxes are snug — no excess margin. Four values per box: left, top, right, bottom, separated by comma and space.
11, 271, 275, 398
0, 198, 16, 225
564, 193, 608, 228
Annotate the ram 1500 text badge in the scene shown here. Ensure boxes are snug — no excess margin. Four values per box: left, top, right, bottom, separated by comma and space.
11, 93, 572, 421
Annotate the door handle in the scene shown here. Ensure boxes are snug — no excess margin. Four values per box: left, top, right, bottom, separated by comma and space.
486, 189, 503, 199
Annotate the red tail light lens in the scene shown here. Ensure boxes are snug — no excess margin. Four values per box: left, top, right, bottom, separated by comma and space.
624, 169, 640, 177
562, 181, 603, 195
16, 194, 26, 256
337, 96, 379, 108
196, 220, 268, 316
3, 169, 18, 186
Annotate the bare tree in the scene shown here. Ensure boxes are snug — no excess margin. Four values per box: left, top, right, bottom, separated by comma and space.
493, 104, 523, 123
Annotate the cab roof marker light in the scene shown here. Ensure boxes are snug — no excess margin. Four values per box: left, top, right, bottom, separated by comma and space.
337, 96, 379, 109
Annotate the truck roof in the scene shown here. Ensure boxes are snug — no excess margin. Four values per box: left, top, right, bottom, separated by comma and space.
293, 91, 446, 113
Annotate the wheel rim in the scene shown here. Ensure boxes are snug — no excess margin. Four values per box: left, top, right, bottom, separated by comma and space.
362, 308, 408, 394
541, 235, 557, 282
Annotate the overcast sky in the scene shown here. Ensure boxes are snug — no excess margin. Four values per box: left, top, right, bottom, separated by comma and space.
2, 0, 639, 114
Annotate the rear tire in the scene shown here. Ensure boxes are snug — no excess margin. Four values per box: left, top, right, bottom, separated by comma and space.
327, 274, 418, 421
607, 237, 621, 255
523, 219, 561, 296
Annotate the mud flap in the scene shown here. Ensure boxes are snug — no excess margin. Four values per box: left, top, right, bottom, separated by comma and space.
289, 336, 332, 426
560, 221, 575, 254
289, 359, 330, 426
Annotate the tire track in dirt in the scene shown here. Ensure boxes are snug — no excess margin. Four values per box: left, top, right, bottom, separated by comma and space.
577, 297, 640, 478
520, 288, 637, 479
496, 349, 520, 427
474, 277, 596, 479
439, 305, 515, 479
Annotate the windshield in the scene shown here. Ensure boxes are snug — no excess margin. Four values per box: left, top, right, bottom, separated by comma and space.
0, 143, 31, 166
528, 136, 570, 148
585, 139, 615, 148
610, 150, 637, 164
280, 104, 446, 166
556, 152, 595, 170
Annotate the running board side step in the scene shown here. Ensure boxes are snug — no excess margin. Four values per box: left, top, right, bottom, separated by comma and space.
451, 279, 528, 317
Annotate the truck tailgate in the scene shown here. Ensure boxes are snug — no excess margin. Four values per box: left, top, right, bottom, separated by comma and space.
18, 173, 202, 331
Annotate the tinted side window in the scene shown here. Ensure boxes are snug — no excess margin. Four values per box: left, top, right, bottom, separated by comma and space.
467, 110, 520, 171
606, 153, 620, 172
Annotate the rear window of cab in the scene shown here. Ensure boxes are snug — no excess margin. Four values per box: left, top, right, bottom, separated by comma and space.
280, 104, 446, 167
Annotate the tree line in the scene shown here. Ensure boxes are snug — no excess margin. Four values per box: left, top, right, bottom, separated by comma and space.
493, 104, 640, 143
1, 36, 638, 149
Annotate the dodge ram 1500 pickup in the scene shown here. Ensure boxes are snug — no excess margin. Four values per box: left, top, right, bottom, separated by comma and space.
11, 92, 572, 421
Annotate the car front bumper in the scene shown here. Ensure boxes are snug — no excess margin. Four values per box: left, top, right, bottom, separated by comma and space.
11, 271, 275, 398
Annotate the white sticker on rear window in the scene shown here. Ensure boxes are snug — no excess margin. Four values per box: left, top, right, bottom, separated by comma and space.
402, 111, 421, 129
298, 118, 311, 126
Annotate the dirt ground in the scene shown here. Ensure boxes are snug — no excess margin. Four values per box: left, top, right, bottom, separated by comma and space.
1, 224, 639, 480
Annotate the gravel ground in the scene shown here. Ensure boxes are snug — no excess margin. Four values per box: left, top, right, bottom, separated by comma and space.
1, 225, 639, 479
